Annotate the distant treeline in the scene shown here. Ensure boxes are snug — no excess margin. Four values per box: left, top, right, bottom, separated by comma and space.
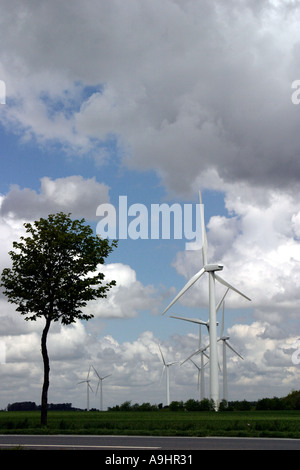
7, 402, 80, 412
108, 390, 300, 412
6, 390, 300, 412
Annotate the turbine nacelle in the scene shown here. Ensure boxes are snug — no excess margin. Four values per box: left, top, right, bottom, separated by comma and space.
204, 264, 224, 272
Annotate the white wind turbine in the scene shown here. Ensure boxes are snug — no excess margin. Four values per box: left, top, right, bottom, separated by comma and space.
92, 366, 112, 411
189, 358, 208, 400
162, 191, 251, 410
77, 365, 93, 411
170, 315, 210, 399
171, 288, 230, 398
218, 302, 243, 403
158, 344, 178, 406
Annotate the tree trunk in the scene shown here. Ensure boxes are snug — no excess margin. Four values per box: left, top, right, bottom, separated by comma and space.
41, 317, 51, 426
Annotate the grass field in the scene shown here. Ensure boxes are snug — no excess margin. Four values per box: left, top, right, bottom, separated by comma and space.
1, 410, 300, 438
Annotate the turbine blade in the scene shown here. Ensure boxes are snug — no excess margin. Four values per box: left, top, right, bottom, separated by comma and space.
170, 315, 208, 327
189, 358, 201, 371
162, 267, 205, 315
103, 374, 112, 380
160, 365, 165, 383
220, 302, 225, 337
181, 340, 211, 366
215, 274, 251, 301
189, 359, 201, 389
92, 365, 101, 380
225, 340, 244, 359
203, 350, 210, 359
158, 344, 166, 365
199, 191, 208, 266
181, 351, 199, 365
216, 287, 230, 312
181, 346, 205, 365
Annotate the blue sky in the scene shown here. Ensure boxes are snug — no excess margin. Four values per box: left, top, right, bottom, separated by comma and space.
1, 0, 300, 410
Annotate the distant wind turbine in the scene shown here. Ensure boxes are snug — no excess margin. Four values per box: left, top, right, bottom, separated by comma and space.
158, 344, 178, 406
92, 366, 112, 411
162, 191, 251, 410
170, 315, 210, 399
218, 302, 243, 402
77, 365, 93, 411
171, 288, 230, 399
189, 358, 208, 400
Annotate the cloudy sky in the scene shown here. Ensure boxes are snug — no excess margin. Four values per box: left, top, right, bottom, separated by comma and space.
1, 0, 300, 410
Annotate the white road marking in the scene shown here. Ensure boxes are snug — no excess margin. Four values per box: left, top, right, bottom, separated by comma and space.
0, 443, 161, 449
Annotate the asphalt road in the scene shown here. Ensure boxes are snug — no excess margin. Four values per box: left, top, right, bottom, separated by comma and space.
1, 434, 300, 450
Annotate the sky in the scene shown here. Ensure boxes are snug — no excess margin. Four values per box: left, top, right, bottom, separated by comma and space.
0, 0, 300, 410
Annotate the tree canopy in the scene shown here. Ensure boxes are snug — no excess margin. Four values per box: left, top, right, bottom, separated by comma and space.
1, 212, 117, 425
1, 212, 117, 324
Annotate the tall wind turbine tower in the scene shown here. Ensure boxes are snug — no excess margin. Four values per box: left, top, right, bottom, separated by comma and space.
170, 316, 210, 399
92, 366, 112, 411
158, 344, 178, 406
218, 302, 243, 402
162, 191, 251, 409
77, 365, 93, 411
189, 358, 208, 400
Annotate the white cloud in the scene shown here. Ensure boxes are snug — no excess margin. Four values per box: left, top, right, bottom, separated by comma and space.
172, 187, 300, 313
86, 263, 160, 319
48, 322, 91, 361
1, 319, 300, 409
225, 321, 300, 397
0, 175, 110, 221
1, 1, 300, 194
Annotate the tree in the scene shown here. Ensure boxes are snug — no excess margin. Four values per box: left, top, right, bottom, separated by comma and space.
1, 212, 117, 426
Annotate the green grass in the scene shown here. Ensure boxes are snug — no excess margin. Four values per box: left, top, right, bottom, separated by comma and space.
1, 410, 300, 438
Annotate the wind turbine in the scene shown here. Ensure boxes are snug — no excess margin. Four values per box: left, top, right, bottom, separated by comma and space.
158, 344, 178, 406
92, 366, 112, 411
189, 358, 208, 400
77, 365, 93, 411
162, 191, 251, 409
170, 315, 210, 399
218, 302, 243, 403
171, 288, 230, 398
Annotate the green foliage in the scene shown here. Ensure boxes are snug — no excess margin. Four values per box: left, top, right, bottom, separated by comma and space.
184, 398, 213, 411
119, 401, 132, 411
169, 401, 184, 411
0, 213, 117, 426
1, 409, 300, 438
1, 212, 117, 324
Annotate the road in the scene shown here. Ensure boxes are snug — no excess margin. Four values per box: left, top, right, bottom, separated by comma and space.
1, 434, 300, 450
